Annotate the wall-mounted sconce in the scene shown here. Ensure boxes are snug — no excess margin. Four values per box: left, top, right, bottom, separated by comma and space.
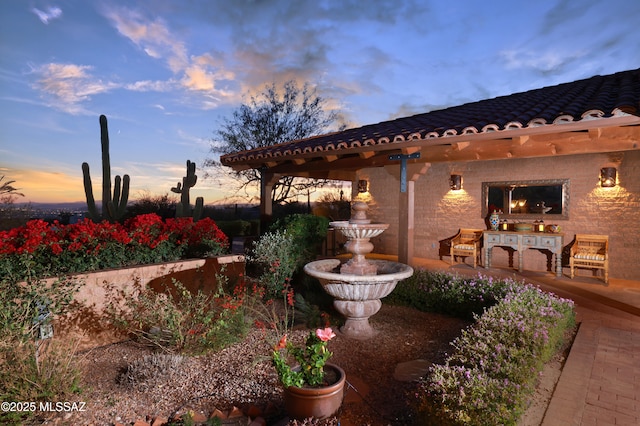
600, 167, 617, 187
450, 174, 462, 191
357, 179, 369, 193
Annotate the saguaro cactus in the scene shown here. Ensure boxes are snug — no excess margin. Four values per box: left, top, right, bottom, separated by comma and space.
171, 160, 203, 221
82, 115, 130, 222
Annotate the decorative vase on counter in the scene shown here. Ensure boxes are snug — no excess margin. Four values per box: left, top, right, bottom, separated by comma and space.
283, 363, 346, 420
489, 211, 500, 231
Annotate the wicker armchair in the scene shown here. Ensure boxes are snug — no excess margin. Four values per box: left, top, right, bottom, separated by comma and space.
569, 234, 609, 284
450, 229, 483, 268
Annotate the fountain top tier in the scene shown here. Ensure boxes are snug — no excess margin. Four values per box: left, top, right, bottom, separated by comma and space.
329, 201, 388, 236
346, 200, 371, 224
329, 201, 389, 276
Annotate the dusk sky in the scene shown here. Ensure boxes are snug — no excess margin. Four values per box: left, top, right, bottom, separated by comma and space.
1, 0, 639, 204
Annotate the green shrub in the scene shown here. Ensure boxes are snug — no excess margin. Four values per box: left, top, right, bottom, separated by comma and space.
246, 215, 334, 329
269, 214, 329, 267
104, 277, 249, 355
248, 229, 300, 298
247, 214, 329, 298
0, 338, 82, 425
249, 214, 329, 300
0, 268, 82, 424
387, 270, 511, 320
215, 219, 253, 237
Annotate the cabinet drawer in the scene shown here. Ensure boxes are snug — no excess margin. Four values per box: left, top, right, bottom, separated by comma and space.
504, 235, 518, 245
541, 237, 560, 248
485, 234, 501, 244
523, 236, 538, 246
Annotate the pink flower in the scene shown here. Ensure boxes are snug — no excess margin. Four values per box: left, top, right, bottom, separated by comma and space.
316, 327, 336, 342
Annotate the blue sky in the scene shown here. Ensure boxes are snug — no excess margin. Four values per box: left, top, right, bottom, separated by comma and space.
1, 0, 639, 204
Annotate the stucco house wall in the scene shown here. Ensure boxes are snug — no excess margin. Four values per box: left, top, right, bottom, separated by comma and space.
359, 150, 640, 280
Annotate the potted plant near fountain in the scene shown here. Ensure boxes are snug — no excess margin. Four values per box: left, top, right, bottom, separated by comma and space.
272, 327, 346, 420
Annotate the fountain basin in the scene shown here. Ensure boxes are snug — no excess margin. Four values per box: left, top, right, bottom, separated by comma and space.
304, 259, 413, 339
304, 259, 413, 295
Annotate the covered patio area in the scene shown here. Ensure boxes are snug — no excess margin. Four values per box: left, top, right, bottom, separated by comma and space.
221, 69, 640, 280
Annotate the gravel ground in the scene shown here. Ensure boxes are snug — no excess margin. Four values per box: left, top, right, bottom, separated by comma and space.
31, 304, 470, 426
30, 301, 568, 426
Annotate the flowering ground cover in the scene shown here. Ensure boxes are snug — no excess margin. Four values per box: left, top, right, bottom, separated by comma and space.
389, 270, 576, 426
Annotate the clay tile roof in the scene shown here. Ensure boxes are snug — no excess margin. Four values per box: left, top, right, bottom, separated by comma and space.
221, 68, 640, 165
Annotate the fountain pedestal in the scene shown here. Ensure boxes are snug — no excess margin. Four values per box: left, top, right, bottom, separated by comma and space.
304, 202, 413, 340
334, 299, 381, 337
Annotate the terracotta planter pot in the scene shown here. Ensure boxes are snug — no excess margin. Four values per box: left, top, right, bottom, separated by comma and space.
283, 363, 346, 420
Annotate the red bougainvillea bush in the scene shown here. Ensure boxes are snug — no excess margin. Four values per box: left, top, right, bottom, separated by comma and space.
0, 213, 228, 282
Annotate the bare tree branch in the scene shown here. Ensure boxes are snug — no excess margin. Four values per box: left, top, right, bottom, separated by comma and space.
204, 81, 346, 204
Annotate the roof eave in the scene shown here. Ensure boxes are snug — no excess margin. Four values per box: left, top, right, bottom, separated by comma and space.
220, 114, 640, 172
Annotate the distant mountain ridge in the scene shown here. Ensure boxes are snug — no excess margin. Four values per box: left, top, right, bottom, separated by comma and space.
18, 201, 259, 212
21, 202, 88, 211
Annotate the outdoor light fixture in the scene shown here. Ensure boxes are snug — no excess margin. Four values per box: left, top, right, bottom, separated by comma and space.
450, 174, 462, 190
357, 179, 369, 193
600, 167, 617, 187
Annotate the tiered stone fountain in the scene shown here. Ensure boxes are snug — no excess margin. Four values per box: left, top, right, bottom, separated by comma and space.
304, 201, 413, 340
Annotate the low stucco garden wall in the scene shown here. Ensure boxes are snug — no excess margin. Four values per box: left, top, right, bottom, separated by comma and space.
51, 255, 245, 351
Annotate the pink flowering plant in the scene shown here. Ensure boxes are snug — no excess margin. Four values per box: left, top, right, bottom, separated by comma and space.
415, 276, 575, 425
245, 228, 330, 387
272, 327, 336, 388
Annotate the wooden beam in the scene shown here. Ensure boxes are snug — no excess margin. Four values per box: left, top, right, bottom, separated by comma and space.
409, 163, 431, 181
401, 146, 421, 155
588, 128, 603, 139
359, 151, 375, 159
270, 151, 401, 175
453, 141, 471, 151
260, 170, 277, 234
398, 180, 414, 265
258, 116, 640, 163
326, 170, 357, 181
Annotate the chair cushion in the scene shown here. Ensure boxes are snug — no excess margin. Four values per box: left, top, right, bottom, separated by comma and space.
453, 244, 476, 250
574, 252, 605, 261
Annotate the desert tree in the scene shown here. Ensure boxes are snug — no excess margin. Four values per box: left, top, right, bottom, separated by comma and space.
0, 176, 28, 231
204, 80, 346, 205
0, 176, 24, 199
126, 191, 177, 220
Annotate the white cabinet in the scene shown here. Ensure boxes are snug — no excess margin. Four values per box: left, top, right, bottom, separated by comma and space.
483, 231, 564, 277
